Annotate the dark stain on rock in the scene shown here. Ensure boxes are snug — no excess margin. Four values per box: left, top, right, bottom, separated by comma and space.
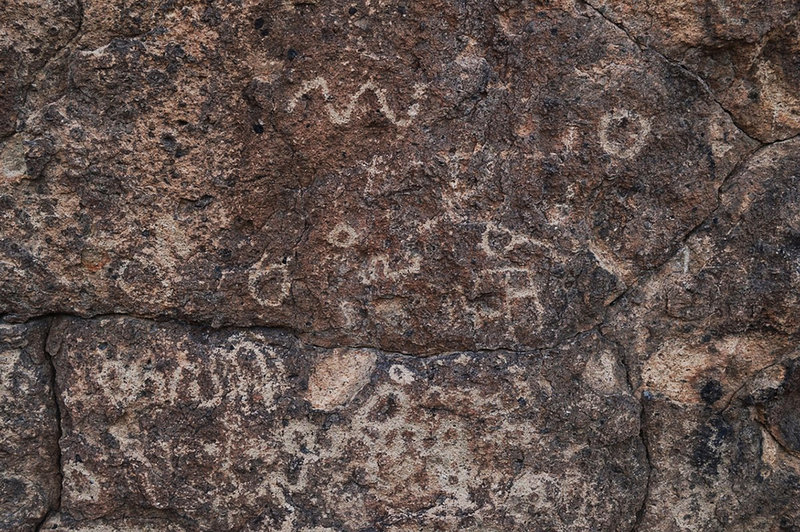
691, 416, 732, 476
700, 379, 724, 405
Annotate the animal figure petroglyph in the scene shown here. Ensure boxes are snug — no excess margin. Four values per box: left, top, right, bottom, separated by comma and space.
480, 221, 556, 258
361, 252, 423, 283
287, 77, 424, 127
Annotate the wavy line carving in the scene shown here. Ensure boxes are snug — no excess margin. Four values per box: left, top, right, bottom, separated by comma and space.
287, 77, 424, 127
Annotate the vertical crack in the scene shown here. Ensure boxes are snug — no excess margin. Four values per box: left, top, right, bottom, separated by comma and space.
604, 328, 652, 532
632, 398, 652, 531
35, 319, 64, 531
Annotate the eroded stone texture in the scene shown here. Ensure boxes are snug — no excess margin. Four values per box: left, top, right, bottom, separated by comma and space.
0, 320, 60, 530
640, 383, 800, 531
609, 138, 800, 384
45, 316, 645, 531
588, 0, 800, 142
0, 0, 754, 354
2, 0, 800, 529
0, 0, 81, 138
603, 138, 800, 529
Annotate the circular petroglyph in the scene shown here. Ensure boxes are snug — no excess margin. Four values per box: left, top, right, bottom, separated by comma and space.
247, 253, 291, 307
326, 222, 359, 248
598, 109, 651, 159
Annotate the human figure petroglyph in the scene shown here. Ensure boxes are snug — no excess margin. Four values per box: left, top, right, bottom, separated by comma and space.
363, 155, 386, 195
287, 77, 425, 127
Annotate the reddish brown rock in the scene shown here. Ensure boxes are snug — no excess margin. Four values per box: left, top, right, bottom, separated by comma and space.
587, 0, 800, 142
0, 0, 81, 138
639, 384, 800, 531
0, 320, 60, 530
44, 316, 644, 531
609, 138, 800, 384
603, 138, 800, 530
2, 0, 800, 529
0, 0, 753, 355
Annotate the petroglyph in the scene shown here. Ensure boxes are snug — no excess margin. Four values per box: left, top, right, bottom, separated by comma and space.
363, 155, 386, 195
4, 0, 800, 528
248, 253, 292, 307
50, 315, 646, 529
52, 320, 293, 530
480, 221, 554, 258
362, 252, 423, 283
598, 109, 651, 159
115, 256, 175, 301
467, 266, 545, 334
287, 77, 425, 127
326, 222, 359, 248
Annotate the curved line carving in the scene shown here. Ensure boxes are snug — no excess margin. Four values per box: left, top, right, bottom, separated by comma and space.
287, 77, 423, 127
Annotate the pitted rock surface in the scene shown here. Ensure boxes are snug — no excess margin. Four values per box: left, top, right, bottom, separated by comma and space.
588, 0, 800, 142
1, 0, 755, 354
0, 320, 60, 530
45, 317, 644, 530
2, 0, 800, 530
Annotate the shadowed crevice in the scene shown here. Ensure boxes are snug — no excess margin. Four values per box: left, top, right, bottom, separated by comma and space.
34, 318, 64, 532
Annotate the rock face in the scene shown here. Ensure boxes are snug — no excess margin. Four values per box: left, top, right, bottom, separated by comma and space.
589, 0, 800, 142
46, 317, 645, 530
1, 0, 756, 354
0, 321, 60, 530
1, 0, 799, 530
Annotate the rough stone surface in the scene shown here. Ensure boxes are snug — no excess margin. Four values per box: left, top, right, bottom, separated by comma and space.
0, 320, 60, 530
603, 137, 800, 530
0, 0, 755, 354
46, 316, 644, 530
589, 0, 800, 142
1, 0, 800, 530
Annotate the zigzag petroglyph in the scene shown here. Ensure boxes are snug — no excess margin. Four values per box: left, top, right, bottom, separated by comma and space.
287, 77, 424, 127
